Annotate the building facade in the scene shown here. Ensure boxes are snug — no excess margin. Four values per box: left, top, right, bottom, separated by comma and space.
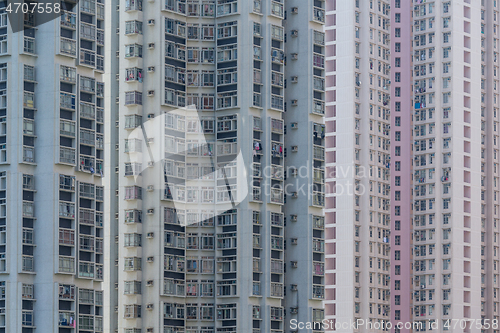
0, 0, 106, 332
327, 0, 500, 332
110, 0, 326, 332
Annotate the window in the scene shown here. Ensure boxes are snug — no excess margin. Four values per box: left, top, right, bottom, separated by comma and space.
395, 146, 401, 156
395, 42, 401, 52
395, 117, 401, 126
395, 72, 401, 82
395, 131, 401, 141
395, 101, 401, 111
395, 221, 401, 230
395, 57, 401, 67
395, 0, 400, 8
395, 250, 401, 260
395, 265, 401, 275
395, 13, 400, 23
395, 176, 401, 186
395, 87, 401, 97
395, 280, 401, 290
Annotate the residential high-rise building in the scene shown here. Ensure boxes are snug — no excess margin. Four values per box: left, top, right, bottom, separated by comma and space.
0, 0, 106, 332
109, 0, 326, 332
327, 0, 500, 332
325, 0, 392, 330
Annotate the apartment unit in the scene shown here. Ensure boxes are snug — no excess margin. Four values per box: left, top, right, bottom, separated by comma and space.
0, 0, 106, 332
111, 0, 325, 332
325, 0, 392, 330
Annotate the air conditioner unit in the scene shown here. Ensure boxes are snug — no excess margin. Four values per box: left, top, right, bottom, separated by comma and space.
146, 280, 154, 287
116, 28, 120, 34
291, 99, 298, 106
290, 284, 298, 291
290, 307, 298, 314
114, 212, 119, 219
291, 146, 298, 152
291, 192, 298, 198
291, 122, 298, 129
147, 138, 154, 143
290, 214, 297, 222
116, 4, 119, 10
291, 53, 298, 60
114, 306, 118, 313
148, 19, 155, 25
291, 261, 298, 268
115, 236, 119, 243
115, 73, 120, 81
115, 97, 119, 104
148, 90, 155, 96
115, 190, 119, 196
147, 185, 154, 191
147, 208, 154, 215
114, 282, 119, 289
115, 120, 119, 127
147, 232, 154, 238
291, 238, 298, 245
116, 51, 119, 57
291, 169, 298, 177
147, 113, 155, 119
291, 76, 298, 83
148, 161, 154, 167
114, 259, 119, 266
147, 328, 154, 333
146, 303, 154, 310
148, 43, 155, 49
291, 30, 298, 37
148, 66, 155, 72
147, 257, 154, 263
291, 7, 298, 14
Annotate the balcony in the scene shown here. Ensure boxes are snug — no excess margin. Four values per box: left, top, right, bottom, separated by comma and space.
97, 29, 104, 45
252, 187, 262, 202
60, 120, 76, 137
80, 22, 96, 40
80, 49, 96, 67
79, 261, 95, 278
253, 258, 261, 272
312, 285, 325, 299
313, 99, 325, 115
79, 208, 95, 225
59, 147, 76, 165
270, 188, 283, 204
271, 118, 283, 134
313, 146, 325, 160
22, 228, 34, 245
314, 77, 325, 91
59, 256, 75, 273
80, 129, 95, 146
217, 142, 237, 156
59, 229, 75, 246
59, 312, 76, 327
23, 92, 35, 108
96, 134, 103, 149
23, 37, 35, 54
271, 165, 283, 180
271, 259, 283, 274
252, 282, 261, 296
253, 0, 261, 13
22, 255, 34, 272
79, 235, 95, 251
96, 55, 104, 71
23, 65, 35, 82
22, 146, 35, 163
313, 168, 324, 183
80, 77, 95, 93
60, 11, 76, 29
80, 102, 95, 119
60, 92, 76, 110
95, 2, 104, 17
313, 7, 325, 23
125, 0, 142, 11
313, 239, 325, 253
270, 282, 283, 297
59, 202, 76, 218
60, 66, 76, 83
312, 192, 325, 207
60, 37, 76, 57
81, 0, 96, 14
